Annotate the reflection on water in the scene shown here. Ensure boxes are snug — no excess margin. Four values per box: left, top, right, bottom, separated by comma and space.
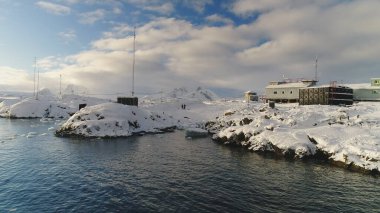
0, 119, 379, 212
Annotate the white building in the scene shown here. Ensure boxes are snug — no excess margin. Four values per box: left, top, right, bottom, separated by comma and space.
347, 78, 380, 101
265, 80, 317, 103
244, 91, 258, 101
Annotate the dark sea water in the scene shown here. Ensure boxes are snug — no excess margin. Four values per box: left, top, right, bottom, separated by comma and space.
0, 119, 379, 213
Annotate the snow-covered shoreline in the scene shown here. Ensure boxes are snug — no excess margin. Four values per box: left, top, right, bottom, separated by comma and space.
2, 87, 380, 175
55, 103, 177, 138
206, 103, 380, 175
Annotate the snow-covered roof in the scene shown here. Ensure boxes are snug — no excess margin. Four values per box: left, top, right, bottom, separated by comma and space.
266, 82, 311, 89
344, 83, 380, 89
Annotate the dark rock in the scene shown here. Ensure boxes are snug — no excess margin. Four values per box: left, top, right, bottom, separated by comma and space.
307, 135, 318, 145
242, 117, 253, 125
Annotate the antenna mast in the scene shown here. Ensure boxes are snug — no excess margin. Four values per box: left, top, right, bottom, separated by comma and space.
132, 26, 136, 97
60, 74, 62, 99
33, 57, 37, 98
36, 67, 40, 100
315, 55, 318, 82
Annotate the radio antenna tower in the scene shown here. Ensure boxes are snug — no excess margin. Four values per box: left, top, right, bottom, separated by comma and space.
132, 26, 136, 97
33, 57, 37, 97
36, 66, 40, 100
315, 55, 318, 82
60, 74, 62, 99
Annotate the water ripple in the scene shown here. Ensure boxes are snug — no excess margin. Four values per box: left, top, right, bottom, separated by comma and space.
0, 119, 379, 212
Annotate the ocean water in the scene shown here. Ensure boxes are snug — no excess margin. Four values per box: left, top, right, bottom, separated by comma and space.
0, 119, 379, 212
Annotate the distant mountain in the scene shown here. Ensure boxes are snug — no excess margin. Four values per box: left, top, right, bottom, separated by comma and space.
167, 87, 220, 101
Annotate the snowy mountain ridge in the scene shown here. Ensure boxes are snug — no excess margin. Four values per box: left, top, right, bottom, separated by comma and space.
167, 86, 219, 101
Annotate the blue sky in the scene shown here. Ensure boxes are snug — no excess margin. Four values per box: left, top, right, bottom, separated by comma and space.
0, 0, 248, 71
1, 0, 380, 96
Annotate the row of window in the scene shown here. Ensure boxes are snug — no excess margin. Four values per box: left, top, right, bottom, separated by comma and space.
272, 90, 379, 95
274, 91, 293, 94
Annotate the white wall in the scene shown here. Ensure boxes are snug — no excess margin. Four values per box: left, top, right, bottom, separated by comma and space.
354, 89, 380, 101
265, 87, 300, 100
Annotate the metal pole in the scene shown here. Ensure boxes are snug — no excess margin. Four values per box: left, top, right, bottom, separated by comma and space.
36, 67, 40, 100
160, 88, 163, 103
315, 55, 318, 82
33, 57, 36, 98
132, 26, 136, 97
60, 74, 62, 99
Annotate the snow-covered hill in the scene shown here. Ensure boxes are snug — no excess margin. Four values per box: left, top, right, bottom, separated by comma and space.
167, 87, 219, 101
206, 103, 380, 174
3, 86, 380, 175
0, 88, 111, 119
141, 87, 220, 106
56, 103, 177, 137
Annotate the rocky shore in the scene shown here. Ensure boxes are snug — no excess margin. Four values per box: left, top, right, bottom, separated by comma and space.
55, 103, 177, 138
206, 103, 380, 175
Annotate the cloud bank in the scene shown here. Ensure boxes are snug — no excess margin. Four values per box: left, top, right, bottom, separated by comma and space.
4, 0, 380, 97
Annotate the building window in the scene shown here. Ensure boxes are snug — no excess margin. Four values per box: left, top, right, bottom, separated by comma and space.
274, 91, 277, 94
290, 91, 293, 94
282, 91, 285, 94
372, 90, 378, 94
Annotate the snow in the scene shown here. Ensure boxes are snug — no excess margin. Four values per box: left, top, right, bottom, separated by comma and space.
55, 88, 232, 138
266, 82, 311, 89
345, 83, 380, 89
145, 86, 220, 103
168, 87, 219, 101
2, 86, 380, 174
207, 102, 380, 173
56, 103, 177, 137
0, 98, 20, 115
0, 89, 111, 119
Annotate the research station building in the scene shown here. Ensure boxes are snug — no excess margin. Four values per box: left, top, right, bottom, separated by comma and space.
299, 85, 354, 106
348, 78, 380, 101
265, 80, 317, 103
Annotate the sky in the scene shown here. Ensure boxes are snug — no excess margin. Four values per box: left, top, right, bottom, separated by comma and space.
1, 0, 380, 97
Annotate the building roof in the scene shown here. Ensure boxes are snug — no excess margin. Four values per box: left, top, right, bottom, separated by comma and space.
345, 83, 380, 89
266, 82, 311, 89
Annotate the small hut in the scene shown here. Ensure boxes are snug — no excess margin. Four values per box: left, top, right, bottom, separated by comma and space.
117, 97, 138, 106
244, 91, 258, 102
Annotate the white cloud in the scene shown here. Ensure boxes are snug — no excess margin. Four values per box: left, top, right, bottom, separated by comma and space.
113, 7, 122, 14
4, 1, 380, 95
58, 29, 76, 43
231, 0, 342, 16
38, 56, 64, 71
183, 0, 213, 13
205, 14, 233, 25
0, 66, 33, 91
36, 1, 71, 15
79, 9, 106, 24
232, 0, 290, 15
143, 2, 174, 15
